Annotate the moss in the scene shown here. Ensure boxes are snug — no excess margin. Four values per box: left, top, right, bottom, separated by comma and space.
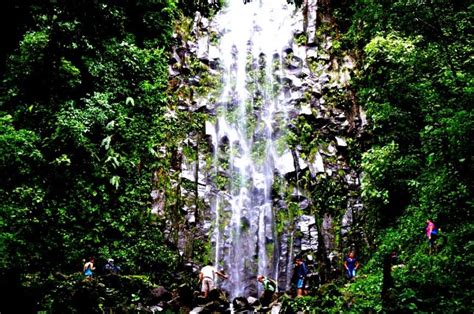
334, 223, 341, 248
218, 158, 229, 170
174, 14, 193, 41
272, 175, 287, 198
338, 169, 346, 177
294, 32, 308, 46
250, 139, 267, 165
193, 236, 212, 265
332, 38, 342, 55
303, 90, 313, 101
245, 116, 257, 138
315, 21, 334, 41
276, 210, 287, 235
272, 58, 281, 72
323, 87, 352, 109
215, 173, 229, 190
266, 242, 275, 259
196, 72, 223, 97
189, 57, 209, 73
209, 30, 220, 45
307, 58, 322, 74
275, 132, 289, 156
224, 107, 240, 124
288, 202, 303, 221
229, 171, 245, 195
182, 144, 197, 161
286, 129, 299, 149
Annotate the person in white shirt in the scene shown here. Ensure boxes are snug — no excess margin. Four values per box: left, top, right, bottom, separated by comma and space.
199, 262, 229, 298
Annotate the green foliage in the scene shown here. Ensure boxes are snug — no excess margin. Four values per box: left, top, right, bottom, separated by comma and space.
344, 273, 383, 312
325, 0, 474, 311
275, 201, 301, 236
0, 0, 188, 311
280, 295, 323, 313
309, 174, 347, 216
294, 32, 308, 46
280, 283, 346, 313
215, 173, 230, 191
178, 0, 223, 17
250, 139, 267, 165
42, 274, 156, 313
0, 0, 472, 312
360, 142, 417, 235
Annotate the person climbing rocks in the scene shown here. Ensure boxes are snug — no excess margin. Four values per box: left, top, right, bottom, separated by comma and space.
83, 257, 95, 279
344, 251, 360, 280
426, 218, 439, 253
257, 275, 277, 306
104, 258, 120, 275
199, 262, 229, 298
292, 256, 308, 297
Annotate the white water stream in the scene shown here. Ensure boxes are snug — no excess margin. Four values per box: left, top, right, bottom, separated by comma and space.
207, 0, 297, 298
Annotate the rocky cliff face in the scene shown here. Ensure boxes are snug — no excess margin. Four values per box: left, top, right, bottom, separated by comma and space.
162, 0, 365, 295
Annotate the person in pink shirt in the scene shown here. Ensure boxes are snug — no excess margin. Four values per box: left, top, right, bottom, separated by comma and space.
426, 219, 438, 252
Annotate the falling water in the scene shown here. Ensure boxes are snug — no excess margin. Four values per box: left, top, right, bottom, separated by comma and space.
207, 0, 296, 298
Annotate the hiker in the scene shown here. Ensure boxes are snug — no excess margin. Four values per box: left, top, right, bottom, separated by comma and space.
390, 251, 398, 266
292, 257, 308, 297
344, 251, 360, 280
426, 219, 438, 252
257, 275, 277, 306
104, 258, 120, 275
199, 262, 229, 298
83, 257, 95, 279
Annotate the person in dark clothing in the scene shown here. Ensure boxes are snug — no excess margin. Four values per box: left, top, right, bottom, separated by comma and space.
390, 251, 398, 266
292, 257, 308, 297
104, 258, 120, 275
344, 251, 360, 280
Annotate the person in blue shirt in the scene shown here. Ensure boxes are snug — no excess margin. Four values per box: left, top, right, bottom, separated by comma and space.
344, 251, 360, 280
292, 257, 308, 297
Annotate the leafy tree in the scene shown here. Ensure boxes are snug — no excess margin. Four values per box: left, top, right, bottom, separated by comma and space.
0, 0, 192, 311
328, 0, 474, 311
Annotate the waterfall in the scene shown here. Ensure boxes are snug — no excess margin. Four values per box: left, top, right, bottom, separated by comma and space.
207, 0, 296, 299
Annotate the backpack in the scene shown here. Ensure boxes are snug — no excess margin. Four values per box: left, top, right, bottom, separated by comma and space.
264, 277, 277, 292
